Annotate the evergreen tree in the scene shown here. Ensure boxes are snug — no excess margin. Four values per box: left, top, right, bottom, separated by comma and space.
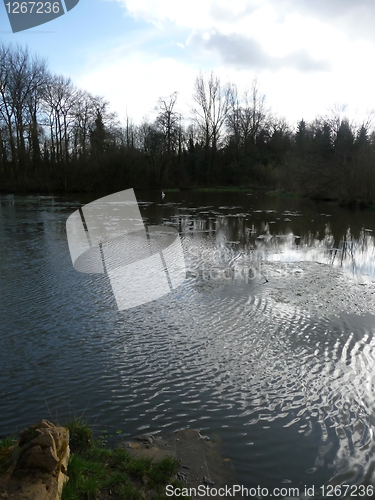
334, 119, 354, 158
314, 122, 333, 159
90, 110, 106, 157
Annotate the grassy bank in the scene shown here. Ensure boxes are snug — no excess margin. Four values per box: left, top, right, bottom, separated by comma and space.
266, 189, 303, 200
0, 420, 190, 500
0, 436, 16, 474
160, 186, 254, 193
194, 187, 254, 193
65, 419, 190, 500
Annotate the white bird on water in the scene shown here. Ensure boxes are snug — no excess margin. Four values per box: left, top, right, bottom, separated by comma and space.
161, 191, 165, 199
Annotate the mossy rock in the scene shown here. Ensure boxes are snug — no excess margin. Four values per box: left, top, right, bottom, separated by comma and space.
18, 426, 39, 446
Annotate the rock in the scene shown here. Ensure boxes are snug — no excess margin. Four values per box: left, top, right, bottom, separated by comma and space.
21, 444, 59, 473
203, 476, 215, 486
132, 434, 155, 444
26, 430, 56, 450
18, 419, 54, 446
0, 420, 70, 500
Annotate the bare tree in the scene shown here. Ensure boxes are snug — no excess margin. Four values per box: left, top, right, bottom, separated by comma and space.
70, 90, 97, 161
0, 43, 48, 178
192, 71, 230, 179
42, 75, 79, 167
227, 79, 270, 159
155, 91, 179, 156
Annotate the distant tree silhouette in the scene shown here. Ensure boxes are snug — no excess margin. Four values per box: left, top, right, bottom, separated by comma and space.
1, 42, 375, 206
192, 72, 230, 181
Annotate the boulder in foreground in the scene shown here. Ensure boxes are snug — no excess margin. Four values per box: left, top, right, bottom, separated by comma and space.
0, 419, 70, 500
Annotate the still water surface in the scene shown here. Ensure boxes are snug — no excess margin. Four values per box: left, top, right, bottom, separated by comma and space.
2, 190, 375, 496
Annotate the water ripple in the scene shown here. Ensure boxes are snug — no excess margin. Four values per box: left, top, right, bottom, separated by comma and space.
2, 196, 375, 493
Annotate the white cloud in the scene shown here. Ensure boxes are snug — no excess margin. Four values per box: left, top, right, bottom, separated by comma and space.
76, 53, 197, 124
109, 0, 223, 29
80, 0, 375, 127
188, 30, 330, 71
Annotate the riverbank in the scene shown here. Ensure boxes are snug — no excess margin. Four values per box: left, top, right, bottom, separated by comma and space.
0, 420, 237, 500
117, 429, 237, 496
3, 185, 374, 213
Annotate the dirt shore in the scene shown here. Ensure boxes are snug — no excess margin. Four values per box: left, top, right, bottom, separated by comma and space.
116, 429, 239, 498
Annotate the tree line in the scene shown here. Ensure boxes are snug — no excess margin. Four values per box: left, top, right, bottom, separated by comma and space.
1, 43, 375, 207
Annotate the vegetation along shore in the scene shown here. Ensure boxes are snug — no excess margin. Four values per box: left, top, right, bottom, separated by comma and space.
1, 43, 375, 208
0, 419, 194, 500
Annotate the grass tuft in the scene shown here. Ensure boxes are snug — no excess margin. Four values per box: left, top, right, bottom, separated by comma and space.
126, 456, 153, 480
0, 436, 16, 450
0, 435, 16, 474
61, 421, 190, 500
65, 418, 93, 454
149, 457, 180, 484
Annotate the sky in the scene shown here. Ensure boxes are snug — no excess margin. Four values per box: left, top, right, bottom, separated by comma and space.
1, 0, 375, 129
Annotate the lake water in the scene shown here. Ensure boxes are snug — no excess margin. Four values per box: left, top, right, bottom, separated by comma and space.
2, 190, 375, 497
